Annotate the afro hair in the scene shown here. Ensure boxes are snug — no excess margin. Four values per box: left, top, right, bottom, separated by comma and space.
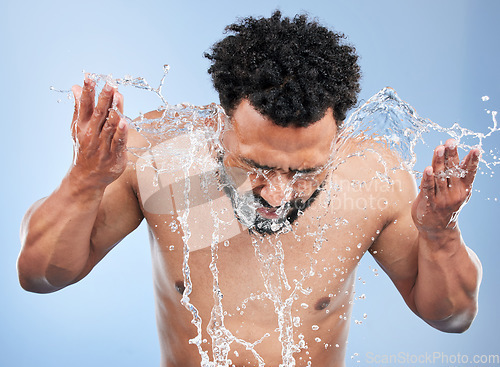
205, 10, 361, 127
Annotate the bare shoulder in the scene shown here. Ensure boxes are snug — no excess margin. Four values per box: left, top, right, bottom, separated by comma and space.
347, 137, 420, 267
333, 134, 418, 221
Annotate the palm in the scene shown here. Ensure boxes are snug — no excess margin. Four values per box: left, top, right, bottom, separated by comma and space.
411, 140, 479, 232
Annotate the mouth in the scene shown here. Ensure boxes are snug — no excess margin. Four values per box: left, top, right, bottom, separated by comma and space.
253, 195, 292, 220
256, 206, 281, 220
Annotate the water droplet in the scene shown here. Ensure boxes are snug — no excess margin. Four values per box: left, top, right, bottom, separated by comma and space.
169, 221, 178, 232
311, 325, 319, 331
293, 316, 301, 327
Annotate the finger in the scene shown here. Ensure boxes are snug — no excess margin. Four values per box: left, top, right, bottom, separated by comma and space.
79, 76, 96, 123
90, 83, 116, 134
101, 95, 122, 148
419, 166, 435, 199
110, 119, 128, 156
432, 145, 448, 193
444, 139, 460, 167
114, 91, 124, 115
71, 85, 82, 134
444, 139, 461, 188
460, 148, 481, 188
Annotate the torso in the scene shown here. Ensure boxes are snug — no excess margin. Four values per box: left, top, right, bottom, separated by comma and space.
129, 116, 402, 367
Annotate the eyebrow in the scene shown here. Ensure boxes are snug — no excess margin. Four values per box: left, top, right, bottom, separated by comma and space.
241, 157, 322, 174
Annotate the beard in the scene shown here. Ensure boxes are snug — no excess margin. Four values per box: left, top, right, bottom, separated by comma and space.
216, 156, 324, 235
247, 188, 322, 235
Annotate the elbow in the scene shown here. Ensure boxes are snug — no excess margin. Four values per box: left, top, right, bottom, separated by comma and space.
17, 244, 85, 294
431, 319, 474, 334
18, 273, 61, 294
18, 274, 52, 294
17, 251, 61, 294
426, 303, 478, 334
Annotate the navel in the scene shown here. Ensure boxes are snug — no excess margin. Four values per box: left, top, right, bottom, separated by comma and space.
315, 297, 331, 310
175, 281, 185, 295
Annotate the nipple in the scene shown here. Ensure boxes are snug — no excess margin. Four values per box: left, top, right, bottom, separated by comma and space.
175, 280, 185, 295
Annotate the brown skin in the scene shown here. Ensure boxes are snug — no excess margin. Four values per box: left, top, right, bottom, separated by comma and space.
18, 81, 482, 366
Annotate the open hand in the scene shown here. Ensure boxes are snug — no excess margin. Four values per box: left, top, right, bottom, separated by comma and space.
412, 139, 480, 233
70, 76, 128, 189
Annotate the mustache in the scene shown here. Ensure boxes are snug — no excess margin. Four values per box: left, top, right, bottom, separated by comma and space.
252, 193, 308, 211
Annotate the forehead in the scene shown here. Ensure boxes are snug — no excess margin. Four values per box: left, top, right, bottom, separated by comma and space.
226, 100, 337, 170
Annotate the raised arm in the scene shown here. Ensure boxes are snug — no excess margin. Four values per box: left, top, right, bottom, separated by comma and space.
18, 77, 144, 293
370, 139, 482, 333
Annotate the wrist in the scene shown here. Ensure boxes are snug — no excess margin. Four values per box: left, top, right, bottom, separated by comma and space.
418, 225, 463, 254
64, 167, 107, 205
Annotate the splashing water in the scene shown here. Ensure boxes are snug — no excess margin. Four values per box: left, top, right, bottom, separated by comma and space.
339, 86, 499, 178
53, 67, 499, 366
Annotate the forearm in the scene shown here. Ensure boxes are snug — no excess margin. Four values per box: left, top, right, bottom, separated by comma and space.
18, 171, 106, 293
411, 227, 482, 332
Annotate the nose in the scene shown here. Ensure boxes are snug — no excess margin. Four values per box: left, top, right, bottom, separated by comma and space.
257, 173, 295, 207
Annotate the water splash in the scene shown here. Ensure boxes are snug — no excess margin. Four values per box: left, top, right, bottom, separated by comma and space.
86, 65, 170, 106
51, 67, 499, 366
340, 86, 500, 177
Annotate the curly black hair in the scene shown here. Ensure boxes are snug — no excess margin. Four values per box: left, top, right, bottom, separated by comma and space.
204, 10, 361, 128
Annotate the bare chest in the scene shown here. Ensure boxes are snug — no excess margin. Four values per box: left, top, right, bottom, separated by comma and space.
144, 195, 385, 366
145, 188, 385, 319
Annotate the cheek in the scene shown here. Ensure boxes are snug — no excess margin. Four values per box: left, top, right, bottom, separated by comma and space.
292, 171, 327, 197
292, 179, 318, 196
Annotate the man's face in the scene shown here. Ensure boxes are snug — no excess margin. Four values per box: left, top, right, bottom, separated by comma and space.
219, 100, 338, 235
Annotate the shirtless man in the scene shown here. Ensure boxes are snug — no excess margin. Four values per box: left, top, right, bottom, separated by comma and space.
18, 11, 482, 367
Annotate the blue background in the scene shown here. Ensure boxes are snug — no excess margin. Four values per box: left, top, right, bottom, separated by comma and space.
1, 1, 499, 366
